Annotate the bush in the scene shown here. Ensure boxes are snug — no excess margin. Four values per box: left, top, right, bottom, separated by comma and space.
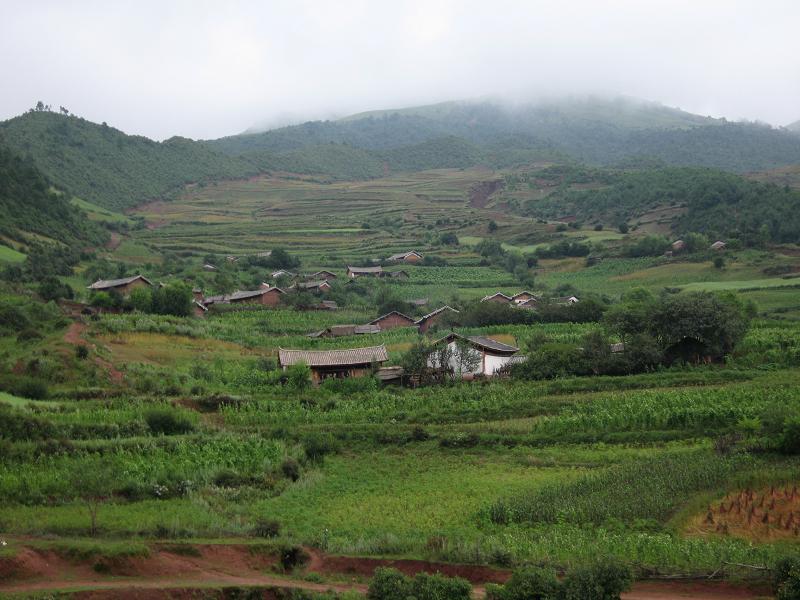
367, 568, 471, 600
302, 432, 338, 462
213, 469, 245, 487
75, 345, 89, 360
16, 328, 43, 342
777, 563, 800, 600
778, 418, 800, 455
410, 572, 472, 600
279, 545, 309, 571
252, 518, 281, 538
8, 376, 49, 400
368, 567, 411, 600
561, 559, 633, 600
775, 558, 800, 594
281, 458, 301, 481
144, 408, 194, 435
489, 566, 560, 600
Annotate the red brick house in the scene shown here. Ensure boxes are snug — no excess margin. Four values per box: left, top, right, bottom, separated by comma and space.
369, 311, 416, 331
415, 305, 459, 333
87, 275, 152, 296
481, 292, 513, 304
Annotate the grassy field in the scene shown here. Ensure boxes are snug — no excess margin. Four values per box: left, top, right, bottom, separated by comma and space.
0, 243, 26, 262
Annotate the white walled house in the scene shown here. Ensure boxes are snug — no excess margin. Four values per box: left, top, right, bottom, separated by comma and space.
428, 333, 521, 377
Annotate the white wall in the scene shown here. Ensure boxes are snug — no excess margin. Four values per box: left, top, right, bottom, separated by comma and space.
427, 341, 515, 377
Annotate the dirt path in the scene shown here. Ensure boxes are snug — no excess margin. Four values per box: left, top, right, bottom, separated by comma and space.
105, 232, 122, 251
63, 321, 87, 345
62, 321, 124, 383
0, 543, 771, 599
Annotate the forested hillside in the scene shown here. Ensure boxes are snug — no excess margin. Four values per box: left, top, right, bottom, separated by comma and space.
213, 98, 800, 173
523, 166, 800, 243
0, 110, 257, 211
0, 138, 106, 247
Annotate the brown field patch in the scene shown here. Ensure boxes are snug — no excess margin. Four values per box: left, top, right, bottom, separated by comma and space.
686, 484, 800, 542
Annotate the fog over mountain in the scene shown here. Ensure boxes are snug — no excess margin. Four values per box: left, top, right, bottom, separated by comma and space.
1, 0, 799, 140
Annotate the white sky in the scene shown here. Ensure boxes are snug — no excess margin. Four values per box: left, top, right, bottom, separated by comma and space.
1, 0, 799, 140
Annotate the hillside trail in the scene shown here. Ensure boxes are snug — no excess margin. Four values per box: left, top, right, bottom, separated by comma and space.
0, 544, 771, 599
62, 320, 124, 383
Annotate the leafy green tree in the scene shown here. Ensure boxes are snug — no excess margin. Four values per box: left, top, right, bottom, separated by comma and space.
151, 282, 192, 316
487, 566, 560, 600
38, 276, 73, 302
128, 286, 153, 312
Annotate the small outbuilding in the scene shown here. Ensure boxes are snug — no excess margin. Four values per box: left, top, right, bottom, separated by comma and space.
710, 241, 727, 251
293, 280, 332, 293
278, 344, 389, 384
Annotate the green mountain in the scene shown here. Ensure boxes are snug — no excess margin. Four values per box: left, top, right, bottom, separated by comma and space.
214, 97, 800, 173
0, 110, 258, 211
0, 137, 106, 248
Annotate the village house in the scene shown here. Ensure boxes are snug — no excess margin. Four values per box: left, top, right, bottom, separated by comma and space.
415, 305, 459, 333
511, 291, 538, 305
368, 311, 416, 331
192, 288, 204, 302
710, 240, 727, 251
271, 270, 295, 279
347, 265, 383, 279
481, 292, 513, 304
428, 332, 521, 378
319, 300, 338, 310
671, 240, 686, 252
203, 264, 217, 271
307, 324, 381, 338
278, 344, 389, 384
517, 298, 540, 310
293, 280, 332, 293
384, 270, 409, 280
551, 295, 580, 305
193, 300, 208, 318
87, 275, 152, 296
307, 270, 337, 281
204, 286, 285, 307
387, 250, 423, 263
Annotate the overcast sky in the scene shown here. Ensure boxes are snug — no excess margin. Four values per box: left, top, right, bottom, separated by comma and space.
1, 0, 799, 140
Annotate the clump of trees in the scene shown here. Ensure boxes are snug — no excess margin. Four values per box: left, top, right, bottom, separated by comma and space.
514, 290, 753, 380
368, 567, 471, 600
127, 282, 193, 316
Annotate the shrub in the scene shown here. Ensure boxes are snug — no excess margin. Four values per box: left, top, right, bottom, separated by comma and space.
775, 558, 800, 594
10, 376, 49, 400
16, 328, 43, 342
779, 418, 800, 455
75, 345, 89, 360
144, 408, 194, 435
410, 572, 472, 600
279, 545, 309, 571
281, 458, 301, 481
368, 567, 411, 600
561, 559, 633, 600
302, 432, 338, 462
489, 566, 560, 600
213, 469, 245, 488
777, 564, 800, 600
252, 518, 281, 538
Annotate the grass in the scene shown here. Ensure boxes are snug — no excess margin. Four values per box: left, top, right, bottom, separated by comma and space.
0, 244, 26, 262
71, 197, 137, 225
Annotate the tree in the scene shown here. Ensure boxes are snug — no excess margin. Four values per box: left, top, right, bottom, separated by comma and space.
128, 286, 153, 312
69, 460, 116, 536
488, 220, 498, 232
38, 276, 73, 302
401, 341, 434, 385
151, 282, 192, 316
